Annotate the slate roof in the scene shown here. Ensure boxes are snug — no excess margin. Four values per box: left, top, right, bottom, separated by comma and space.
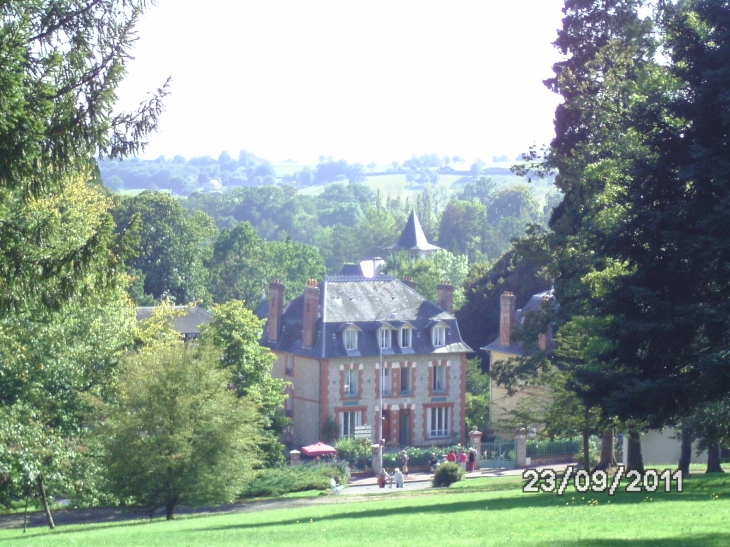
136, 305, 214, 335
385, 209, 441, 253
481, 290, 555, 356
261, 276, 471, 359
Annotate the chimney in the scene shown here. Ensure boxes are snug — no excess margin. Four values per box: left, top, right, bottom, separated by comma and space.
402, 276, 417, 291
302, 279, 321, 348
499, 291, 517, 346
267, 279, 285, 342
437, 282, 454, 314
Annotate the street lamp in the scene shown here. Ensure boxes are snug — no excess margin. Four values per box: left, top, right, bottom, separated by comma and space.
377, 314, 395, 473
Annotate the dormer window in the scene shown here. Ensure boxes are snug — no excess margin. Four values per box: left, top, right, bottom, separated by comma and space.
400, 326, 412, 348
344, 328, 358, 350
432, 325, 446, 347
378, 327, 391, 349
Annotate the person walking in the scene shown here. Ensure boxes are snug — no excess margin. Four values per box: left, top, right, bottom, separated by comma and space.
447, 450, 457, 463
429, 453, 439, 473
394, 468, 405, 488
468, 447, 477, 472
399, 450, 409, 476
458, 449, 467, 471
377, 468, 391, 488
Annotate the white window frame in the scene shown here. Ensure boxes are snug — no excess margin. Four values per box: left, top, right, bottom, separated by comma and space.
381, 367, 392, 396
340, 410, 362, 438
428, 406, 450, 438
432, 325, 446, 347
344, 328, 358, 350
400, 366, 411, 395
344, 368, 358, 398
433, 365, 446, 394
400, 327, 412, 348
378, 327, 391, 349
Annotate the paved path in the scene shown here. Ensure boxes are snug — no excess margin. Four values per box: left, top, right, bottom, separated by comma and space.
0, 464, 570, 530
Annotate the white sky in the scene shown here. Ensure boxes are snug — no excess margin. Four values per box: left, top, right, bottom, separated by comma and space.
116, 0, 566, 165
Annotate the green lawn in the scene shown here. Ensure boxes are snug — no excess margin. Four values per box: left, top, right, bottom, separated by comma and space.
4, 474, 730, 546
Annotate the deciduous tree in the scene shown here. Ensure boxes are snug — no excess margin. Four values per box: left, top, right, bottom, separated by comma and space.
102, 343, 263, 519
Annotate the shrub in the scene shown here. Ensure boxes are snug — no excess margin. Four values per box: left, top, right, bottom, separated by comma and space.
432, 462, 464, 487
241, 462, 349, 498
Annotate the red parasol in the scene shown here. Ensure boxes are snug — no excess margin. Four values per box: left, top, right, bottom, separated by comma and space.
301, 442, 337, 457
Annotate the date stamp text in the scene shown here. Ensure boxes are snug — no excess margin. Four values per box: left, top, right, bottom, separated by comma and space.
522, 466, 684, 495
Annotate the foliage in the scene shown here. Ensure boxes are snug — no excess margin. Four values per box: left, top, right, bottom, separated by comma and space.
0, 261, 137, 512
320, 415, 339, 444
0, 0, 166, 313
432, 462, 464, 487
241, 462, 350, 498
383, 250, 468, 309
207, 222, 325, 309
334, 437, 372, 462
111, 191, 217, 305
455, 249, 552, 364
198, 301, 288, 467
102, 343, 264, 519
465, 359, 490, 434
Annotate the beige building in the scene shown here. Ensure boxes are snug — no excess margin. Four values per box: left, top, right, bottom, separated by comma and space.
482, 290, 554, 436
259, 276, 471, 449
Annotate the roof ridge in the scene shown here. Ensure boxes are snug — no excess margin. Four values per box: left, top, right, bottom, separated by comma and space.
324, 275, 396, 282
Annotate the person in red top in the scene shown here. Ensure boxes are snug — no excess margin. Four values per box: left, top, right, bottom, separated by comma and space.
458, 449, 467, 471
447, 450, 456, 463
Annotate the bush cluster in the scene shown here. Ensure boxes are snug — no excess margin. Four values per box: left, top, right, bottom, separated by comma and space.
240, 462, 349, 498
432, 462, 464, 487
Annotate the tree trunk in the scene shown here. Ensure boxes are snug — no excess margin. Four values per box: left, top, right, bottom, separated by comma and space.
593, 428, 616, 471
166, 503, 175, 520
37, 475, 55, 530
678, 428, 692, 477
582, 430, 590, 470
706, 441, 724, 473
626, 431, 645, 473
23, 496, 29, 533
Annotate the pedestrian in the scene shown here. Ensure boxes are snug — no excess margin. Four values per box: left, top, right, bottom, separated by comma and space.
468, 447, 477, 471
447, 450, 457, 463
458, 449, 467, 471
429, 453, 439, 473
377, 468, 390, 489
394, 467, 405, 488
399, 450, 409, 476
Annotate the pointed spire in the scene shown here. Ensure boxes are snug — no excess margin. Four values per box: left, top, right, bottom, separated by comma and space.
386, 209, 441, 253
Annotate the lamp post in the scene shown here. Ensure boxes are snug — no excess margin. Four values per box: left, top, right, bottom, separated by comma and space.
376, 314, 394, 473
378, 338, 383, 473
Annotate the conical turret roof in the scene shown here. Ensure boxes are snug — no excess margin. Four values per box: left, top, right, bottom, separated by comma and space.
386, 209, 441, 252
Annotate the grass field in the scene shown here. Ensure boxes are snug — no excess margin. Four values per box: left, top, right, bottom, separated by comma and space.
3, 474, 730, 546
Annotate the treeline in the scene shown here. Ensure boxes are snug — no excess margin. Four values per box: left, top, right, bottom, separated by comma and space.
107, 176, 556, 317
464, 0, 730, 476
98, 151, 525, 195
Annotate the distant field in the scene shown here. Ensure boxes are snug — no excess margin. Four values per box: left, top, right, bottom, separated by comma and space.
294, 170, 554, 206
5, 473, 730, 546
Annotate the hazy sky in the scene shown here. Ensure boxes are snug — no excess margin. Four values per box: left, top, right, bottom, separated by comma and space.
116, 0, 566, 165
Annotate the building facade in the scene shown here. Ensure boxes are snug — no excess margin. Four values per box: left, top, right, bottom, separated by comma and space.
482, 290, 554, 436
259, 276, 471, 449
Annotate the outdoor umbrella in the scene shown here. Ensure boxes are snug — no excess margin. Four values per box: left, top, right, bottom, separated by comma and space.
301, 442, 337, 457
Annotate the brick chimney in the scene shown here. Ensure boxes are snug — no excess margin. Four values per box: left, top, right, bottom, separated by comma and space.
402, 276, 417, 291
302, 279, 321, 348
267, 279, 285, 342
499, 292, 517, 346
437, 282, 454, 314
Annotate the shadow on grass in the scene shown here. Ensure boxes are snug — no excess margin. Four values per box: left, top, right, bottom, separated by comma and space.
181, 484, 728, 533
543, 535, 730, 547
